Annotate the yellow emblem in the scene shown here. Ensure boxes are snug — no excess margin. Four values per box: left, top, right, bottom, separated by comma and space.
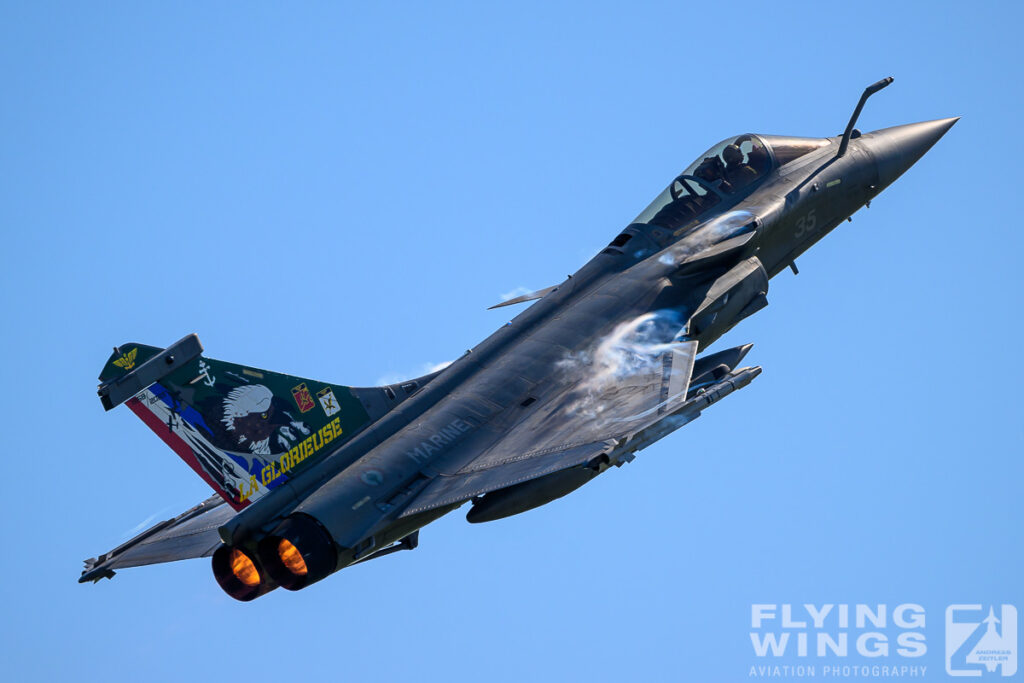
112, 347, 138, 371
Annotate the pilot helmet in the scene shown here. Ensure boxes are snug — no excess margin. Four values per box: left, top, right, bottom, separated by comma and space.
696, 156, 724, 180
722, 144, 743, 165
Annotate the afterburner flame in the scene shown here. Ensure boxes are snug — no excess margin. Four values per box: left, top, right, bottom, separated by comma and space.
230, 548, 260, 587
278, 539, 308, 576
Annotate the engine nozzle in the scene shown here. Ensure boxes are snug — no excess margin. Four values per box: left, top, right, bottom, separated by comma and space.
258, 514, 337, 591
211, 545, 277, 602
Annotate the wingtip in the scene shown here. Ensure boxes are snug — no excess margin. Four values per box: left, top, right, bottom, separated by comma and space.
79, 564, 116, 583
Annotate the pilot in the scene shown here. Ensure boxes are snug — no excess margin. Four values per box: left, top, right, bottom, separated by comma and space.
745, 140, 771, 174
730, 135, 771, 176
694, 156, 734, 194
722, 144, 758, 190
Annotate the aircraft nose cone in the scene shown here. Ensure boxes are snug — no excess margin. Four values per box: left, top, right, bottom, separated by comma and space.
861, 117, 959, 190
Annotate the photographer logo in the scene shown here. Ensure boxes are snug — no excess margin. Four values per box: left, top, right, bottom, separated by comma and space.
946, 604, 1017, 677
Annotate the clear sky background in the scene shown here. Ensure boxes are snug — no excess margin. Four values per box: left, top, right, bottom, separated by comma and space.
1, 2, 1021, 681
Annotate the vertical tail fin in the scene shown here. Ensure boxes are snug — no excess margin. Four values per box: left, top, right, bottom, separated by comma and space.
98, 337, 373, 511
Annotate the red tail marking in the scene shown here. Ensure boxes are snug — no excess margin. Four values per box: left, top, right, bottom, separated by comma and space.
127, 397, 250, 512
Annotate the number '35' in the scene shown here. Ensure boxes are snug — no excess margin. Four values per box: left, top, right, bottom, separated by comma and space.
795, 209, 817, 239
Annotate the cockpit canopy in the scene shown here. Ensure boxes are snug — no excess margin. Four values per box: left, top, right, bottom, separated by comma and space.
634, 133, 831, 232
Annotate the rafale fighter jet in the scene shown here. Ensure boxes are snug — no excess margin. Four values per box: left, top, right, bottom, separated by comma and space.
82, 78, 956, 600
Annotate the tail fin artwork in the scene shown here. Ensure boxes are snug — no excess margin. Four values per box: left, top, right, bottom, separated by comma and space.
98, 336, 374, 512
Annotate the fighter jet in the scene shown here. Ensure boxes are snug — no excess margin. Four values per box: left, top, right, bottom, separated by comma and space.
82, 78, 956, 600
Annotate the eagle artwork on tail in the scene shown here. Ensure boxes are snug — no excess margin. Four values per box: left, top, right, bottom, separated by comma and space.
220, 384, 312, 460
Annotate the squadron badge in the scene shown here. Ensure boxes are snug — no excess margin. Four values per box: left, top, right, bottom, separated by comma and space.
112, 347, 138, 371
291, 382, 316, 413
317, 387, 341, 417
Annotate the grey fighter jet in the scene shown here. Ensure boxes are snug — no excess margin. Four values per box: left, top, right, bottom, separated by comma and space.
82, 78, 956, 600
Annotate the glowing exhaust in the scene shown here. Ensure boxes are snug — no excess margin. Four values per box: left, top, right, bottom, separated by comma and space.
230, 548, 261, 586
278, 539, 309, 577
211, 545, 277, 601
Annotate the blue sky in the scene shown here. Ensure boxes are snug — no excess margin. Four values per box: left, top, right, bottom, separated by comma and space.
1, 2, 1021, 681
